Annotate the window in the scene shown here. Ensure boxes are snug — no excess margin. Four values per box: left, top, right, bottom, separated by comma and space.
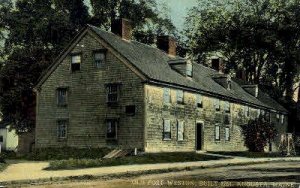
57, 88, 67, 106
244, 106, 250, 117
176, 90, 184, 104
106, 84, 119, 104
186, 63, 193, 77
163, 119, 171, 140
177, 121, 184, 141
0, 136, 3, 142
163, 88, 171, 104
196, 94, 203, 108
106, 119, 118, 139
214, 99, 220, 111
276, 114, 280, 122
257, 109, 261, 118
57, 120, 67, 139
71, 54, 81, 72
215, 125, 220, 141
125, 105, 136, 116
224, 101, 230, 113
280, 114, 284, 124
94, 51, 105, 68
225, 127, 230, 141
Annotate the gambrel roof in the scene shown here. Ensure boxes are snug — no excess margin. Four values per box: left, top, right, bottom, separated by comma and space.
35, 25, 288, 114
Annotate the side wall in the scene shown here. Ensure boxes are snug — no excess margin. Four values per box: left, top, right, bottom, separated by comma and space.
36, 33, 145, 149
144, 84, 287, 152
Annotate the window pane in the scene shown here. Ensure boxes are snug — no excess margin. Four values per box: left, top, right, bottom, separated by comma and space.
71, 55, 81, 64
57, 120, 67, 138
163, 119, 171, 139
186, 63, 193, 76
57, 89, 67, 106
107, 120, 117, 139
225, 127, 230, 141
196, 94, 203, 108
215, 125, 220, 140
163, 88, 170, 104
177, 121, 184, 141
176, 90, 183, 103
95, 53, 105, 60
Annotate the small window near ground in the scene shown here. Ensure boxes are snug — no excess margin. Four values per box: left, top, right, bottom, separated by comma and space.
0, 136, 3, 142
225, 127, 230, 141
196, 94, 203, 108
106, 119, 118, 139
125, 105, 136, 116
57, 120, 67, 139
94, 52, 105, 68
215, 125, 220, 141
71, 54, 81, 72
163, 88, 171, 104
163, 119, 171, 140
177, 121, 184, 141
176, 90, 184, 104
106, 84, 119, 104
57, 88, 67, 106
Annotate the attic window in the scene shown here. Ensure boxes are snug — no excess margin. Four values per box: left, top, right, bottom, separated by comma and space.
94, 50, 106, 68
186, 63, 193, 77
71, 54, 81, 72
196, 94, 203, 108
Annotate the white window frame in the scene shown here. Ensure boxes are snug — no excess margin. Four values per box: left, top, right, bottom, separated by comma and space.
196, 94, 203, 108
280, 114, 284, 124
163, 119, 171, 140
214, 99, 220, 111
225, 127, 230, 141
163, 88, 171, 104
215, 125, 220, 141
186, 63, 193, 77
176, 90, 184, 104
71, 54, 81, 72
177, 120, 184, 141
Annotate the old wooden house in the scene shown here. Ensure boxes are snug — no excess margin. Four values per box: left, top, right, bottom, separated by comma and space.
34, 19, 288, 152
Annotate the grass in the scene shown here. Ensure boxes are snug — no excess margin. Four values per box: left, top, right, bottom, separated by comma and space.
46, 152, 224, 170
0, 147, 112, 161
209, 151, 286, 158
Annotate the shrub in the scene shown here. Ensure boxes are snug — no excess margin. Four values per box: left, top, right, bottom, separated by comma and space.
241, 116, 277, 152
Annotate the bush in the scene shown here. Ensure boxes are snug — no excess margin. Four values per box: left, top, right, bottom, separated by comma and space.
241, 116, 277, 152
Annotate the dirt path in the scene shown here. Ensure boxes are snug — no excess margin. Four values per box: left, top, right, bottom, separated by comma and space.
1, 157, 300, 183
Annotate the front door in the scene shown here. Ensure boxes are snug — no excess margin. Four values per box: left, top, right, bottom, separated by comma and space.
196, 123, 203, 150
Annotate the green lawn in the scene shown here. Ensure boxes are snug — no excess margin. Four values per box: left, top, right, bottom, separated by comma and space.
209, 151, 285, 158
46, 152, 225, 170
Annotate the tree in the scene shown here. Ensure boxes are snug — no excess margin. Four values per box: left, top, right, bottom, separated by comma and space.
241, 116, 277, 152
90, 0, 176, 43
0, 0, 90, 133
184, 0, 300, 102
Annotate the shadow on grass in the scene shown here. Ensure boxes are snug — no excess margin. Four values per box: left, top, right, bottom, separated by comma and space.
45, 152, 225, 170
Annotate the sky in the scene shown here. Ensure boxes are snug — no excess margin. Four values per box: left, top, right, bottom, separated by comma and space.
84, 0, 198, 31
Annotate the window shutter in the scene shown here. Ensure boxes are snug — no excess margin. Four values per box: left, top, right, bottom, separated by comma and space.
225, 127, 230, 141
177, 121, 184, 141
215, 125, 220, 140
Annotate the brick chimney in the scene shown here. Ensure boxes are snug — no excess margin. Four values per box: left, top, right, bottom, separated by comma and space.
156, 36, 177, 56
211, 58, 225, 73
111, 18, 132, 40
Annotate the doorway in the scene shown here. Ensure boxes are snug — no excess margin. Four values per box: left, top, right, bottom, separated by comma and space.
196, 122, 203, 150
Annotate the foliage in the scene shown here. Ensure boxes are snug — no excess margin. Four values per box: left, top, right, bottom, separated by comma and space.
0, 0, 175, 133
46, 152, 224, 170
185, 0, 300, 101
0, 147, 111, 161
241, 116, 277, 152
